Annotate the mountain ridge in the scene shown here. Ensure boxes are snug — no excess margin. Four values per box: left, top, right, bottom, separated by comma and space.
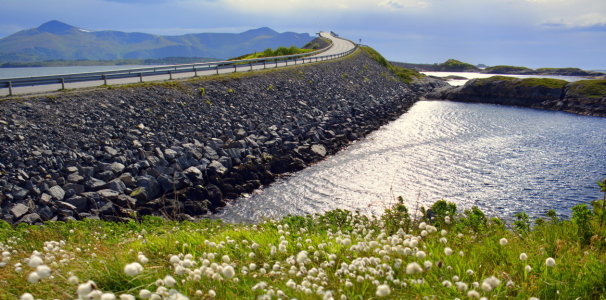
0, 21, 313, 62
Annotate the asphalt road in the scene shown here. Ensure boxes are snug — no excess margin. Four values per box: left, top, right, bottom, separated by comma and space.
0, 32, 356, 97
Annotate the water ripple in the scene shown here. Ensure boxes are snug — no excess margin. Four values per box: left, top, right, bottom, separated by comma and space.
218, 101, 606, 223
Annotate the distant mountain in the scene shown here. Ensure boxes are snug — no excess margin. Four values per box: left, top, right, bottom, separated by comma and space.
0, 20, 314, 62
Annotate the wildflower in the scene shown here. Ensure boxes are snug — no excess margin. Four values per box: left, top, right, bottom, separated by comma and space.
442, 280, 452, 288
416, 251, 426, 259
139, 289, 152, 299
20, 293, 34, 300
208, 289, 216, 298
222, 265, 235, 279
101, 293, 117, 300
525, 265, 532, 272
499, 238, 508, 246
529, 298, 539, 300
481, 282, 493, 292
296, 251, 309, 264
455, 281, 468, 291
441, 229, 448, 236
445, 216, 451, 224
222, 255, 230, 263
124, 262, 144, 276
164, 275, 176, 287
169, 255, 180, 264
467, 269, 474, 275
36, 265, 52, 279
138, 255, 149, 264
119, 294, 135, 300
405, 262, 423, 274
467, 290, 480, 298
506, 280, 515, 288
419, 222, 427, 230
444, 247, 453, 256
375, 284, 391, 297
519, 253, 528, 260
485, 276, 500, 289
77, 281, 97, 297
546, 257, 556, 267
28, 256, 44, 268
28, 272, 40, 284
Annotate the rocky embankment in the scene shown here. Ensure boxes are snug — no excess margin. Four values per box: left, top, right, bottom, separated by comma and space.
0, 51, 427, 225
427, 77, 606, 117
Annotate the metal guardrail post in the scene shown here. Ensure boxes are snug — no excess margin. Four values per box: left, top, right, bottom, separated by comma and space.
169, 71, 173, 80
263, 60, 266, 69
194, 68, 198, 77
216, 65, 219, 75
140, 73, 143, 83
61, 78, 65, 90
8, 81, 12, 96
249, 62, 252, 71
103, 74, 107, 85
234, 65, 237, 73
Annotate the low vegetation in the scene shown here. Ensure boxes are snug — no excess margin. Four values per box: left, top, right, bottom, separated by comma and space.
230, 46, 314, 61
476, 76, 568, 89
360, 47, 424, 84
436, 59, 479, 72
567, 79, 606, 98
483, 65, 533, 74
2, 180, 606, 300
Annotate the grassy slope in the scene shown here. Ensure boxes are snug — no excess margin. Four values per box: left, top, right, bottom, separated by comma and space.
567, 79, 606, 98
2, 194, 606, 300
360, 46, 424, 84
476, 76, 568, 89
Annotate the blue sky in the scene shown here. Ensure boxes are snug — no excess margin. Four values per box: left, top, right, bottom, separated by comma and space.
0, 0, 605, 69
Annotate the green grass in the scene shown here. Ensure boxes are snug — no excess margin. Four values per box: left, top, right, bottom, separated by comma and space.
360, 47, 424, 84
476, 76, 567, 89
230, 46, 314, 61
484, 65, 533, 73
437, 59, 479, 72
2, 182, 606, 300
568, 79, 606, 98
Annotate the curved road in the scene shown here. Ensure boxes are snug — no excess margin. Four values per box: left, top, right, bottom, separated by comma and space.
0, 32, 356, 97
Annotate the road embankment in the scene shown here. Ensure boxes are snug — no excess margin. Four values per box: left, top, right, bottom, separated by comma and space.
0, 50, 422, 225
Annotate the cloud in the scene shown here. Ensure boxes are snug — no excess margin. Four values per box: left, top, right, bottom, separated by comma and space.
542, 13, 606, 30
379, 0, 404, 9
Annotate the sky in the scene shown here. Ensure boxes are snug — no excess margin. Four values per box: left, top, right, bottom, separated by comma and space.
0, 0, 605, 69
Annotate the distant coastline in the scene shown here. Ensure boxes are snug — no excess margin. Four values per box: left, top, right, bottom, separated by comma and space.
0, 57, 218, 68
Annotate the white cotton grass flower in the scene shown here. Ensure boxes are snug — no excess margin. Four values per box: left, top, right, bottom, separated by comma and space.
119, 294, 135, 300
499, 238, 508, 246
222, 265, 235, 279
546, 257, 556, 267
375, 284, 391, 297
139, 289, 152, 299
68, 275, 79, 285
36, 265, 52, 279
467, 269, 474, 275
138, 255, 149, 264
520, 253, 528, 260
467, 290, 480, 298
525, 265, 532, 272
28, 271, 41, 284
28, 255, 44, 268
529, 298, 540, 300
222, 255, 230, 263
455, 281, 468, 291
124, 262, 143, 276
78, 281, 97, 297
406, 262, 423, 274
101, 293, 117, 300
442, 280, 453, 288
444, 247, 453, 256
164, 275, 176, 287
416, 251, 426, 259
208, 289, 216, 298
169, 255, 180, 264
20, 293, 34, 300
484, 276, 501, 290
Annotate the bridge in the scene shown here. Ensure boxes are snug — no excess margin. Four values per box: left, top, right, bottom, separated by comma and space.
0, 32, 357, 97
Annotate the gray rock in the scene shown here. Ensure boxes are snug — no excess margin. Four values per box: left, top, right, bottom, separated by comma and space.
11, 186, 29, 200
63, 183, 85, 195
105, 146, 118, 156
110, 162, 125, 173
98, 189, 120, 200
48, 185, 66, 201
17, 213, 41, 225
96, 170, 115, 182
107, 179, 126, 193
311, 144, 327, 157
63, 196, 88, 212
67, 173, 85, 183
85, 177, 107, 191
136, 175, 161, 199
10, 203, 29, 218
119, 173, 137, 187
183, 166, 203, 182
57, 201, 78, 211
37, 206, 55, 221
164, 149, 178, 160
208, 160, 228, 176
